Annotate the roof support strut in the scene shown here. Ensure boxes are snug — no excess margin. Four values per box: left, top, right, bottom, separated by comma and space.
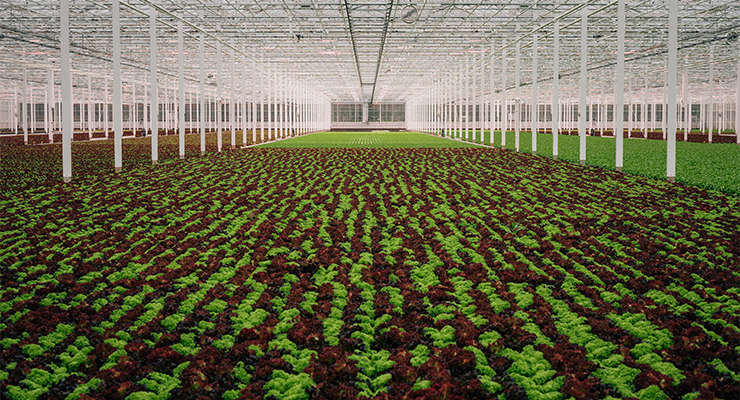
342, 0, 364, 99
370, 0, 395, 104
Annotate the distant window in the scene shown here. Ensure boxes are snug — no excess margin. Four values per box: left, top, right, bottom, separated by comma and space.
331, 103, 405, 123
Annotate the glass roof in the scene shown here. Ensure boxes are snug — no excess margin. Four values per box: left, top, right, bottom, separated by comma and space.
1, 0, 739, 104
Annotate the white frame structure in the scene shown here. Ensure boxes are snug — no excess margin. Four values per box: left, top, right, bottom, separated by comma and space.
0, 1, 738, 182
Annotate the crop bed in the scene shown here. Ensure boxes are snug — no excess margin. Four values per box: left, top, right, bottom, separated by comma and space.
0, 134, 739, 399
0, 132, 258, 192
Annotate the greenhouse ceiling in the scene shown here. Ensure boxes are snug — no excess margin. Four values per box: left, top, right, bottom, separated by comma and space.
0, 0, 739, 104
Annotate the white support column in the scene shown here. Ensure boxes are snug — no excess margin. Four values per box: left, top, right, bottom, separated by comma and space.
471, 59, 476, 141
150, 6, 158, 165
268, 64, 273, 141
458, 67, 462, 138
13, 88, 17, 135
140, 82, 145, 136
216, 39, 222, 152
162, 86, 166, 133
61, 0, 72, 181
286, 72, 291, 137
662, 82, 667, 138
432, 88, 435, 134
472, 61, 478, 140
579, 7, 587, 165
88, 75, 93, 139
160, 86, 164, 133
434, 82, 441, 136
627, 79, 633, 137
489, 47, 493, 143
91, 85, 95, 133
601, 96, 605, 134
448, 72, 452, 137
721, 92, 726, 133
644, 67, 649, 136
178, 13, 185, 159
515, 33, 520, 152
450, 71, 454, 137
135, 83, 139, 135
44, 81, 49, 137
277, 70, 282, 138
285, 72, 289, 137
627, 77, 637, 139
428, 85, 432, 134
682, 68, 688, 140
708, 50, 714, 143
480, 57, 485, 143
278, 70, 283, 139
699, 93, 704, 133
737, 48, 740, 143
261, 58, 265, 142
231, 47, 236, 148
104, 76, 108, 139
170, 86, 174, 132
552, 20, 560, 160
532, 31, 538, 154
243, 54, 248, 146
427, 95, 430, 133
615, 0, 625, 172
464, 59, 469, 140
588, 78, 594, 133
438, 82, 441, 135
453, 67, 458, 138
23, 65, 28, 144
199, 10, 206, 155
252, 57, 257, 144
667, 0, 677, 181
31, 87, 35, 136
113, 0, 122, 172
48, 69, 54, 141
165, 87, 170, 132
501, 39, 507, 148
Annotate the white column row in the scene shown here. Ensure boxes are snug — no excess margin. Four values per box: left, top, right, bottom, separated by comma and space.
50, 4, 327, 182
410, 0, 708, 180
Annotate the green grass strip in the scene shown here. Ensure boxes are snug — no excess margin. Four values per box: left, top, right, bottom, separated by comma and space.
261, 131, 478, 148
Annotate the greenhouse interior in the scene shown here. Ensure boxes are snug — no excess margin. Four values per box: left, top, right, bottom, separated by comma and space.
1, 0, 739, 399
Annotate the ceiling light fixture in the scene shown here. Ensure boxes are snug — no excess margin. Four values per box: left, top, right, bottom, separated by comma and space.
401, 3, 419, 24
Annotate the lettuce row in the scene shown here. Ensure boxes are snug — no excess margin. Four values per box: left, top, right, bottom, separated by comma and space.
668, 283, 740, 332
606, 312, 684, 384
160, 263, 240, 332
664, 283, 740, 354
348, 350, 395, 398
125, 361, 190, 400
502, 345, 564, 400
227, 267, 269, 347
6, 336, 96, 400
21, 323, 75, 360
409, 252, 441, 293
507, 282, 554, 346
322, 275, 347, 347
411, 256, 503, 395
6, 365, 72, 400
346, 259, 395, 397
263, 272, 316, 400
536, 285, 641, 397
